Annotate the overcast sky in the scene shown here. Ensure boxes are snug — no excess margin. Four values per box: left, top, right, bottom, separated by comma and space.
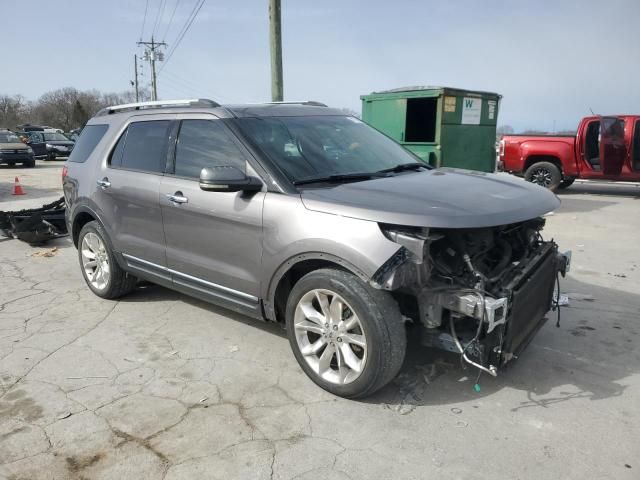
2, 0, 639, 131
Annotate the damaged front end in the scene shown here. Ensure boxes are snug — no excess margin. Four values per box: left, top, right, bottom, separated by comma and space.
372, 218, 570, 376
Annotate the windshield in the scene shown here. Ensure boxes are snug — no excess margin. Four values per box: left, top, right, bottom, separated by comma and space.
43, 133, 69, 141
236, 115, 424, 183
0, 133, 21, 143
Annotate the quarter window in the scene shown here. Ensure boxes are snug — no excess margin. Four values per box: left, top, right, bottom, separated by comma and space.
174, 119, 246, 178
116, 120, 170, 173
68, 124, 108, 163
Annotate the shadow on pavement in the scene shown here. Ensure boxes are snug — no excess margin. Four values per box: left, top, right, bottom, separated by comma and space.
109, 270, 638, 413
367, 274, 636, 412
558, 182, 640, 199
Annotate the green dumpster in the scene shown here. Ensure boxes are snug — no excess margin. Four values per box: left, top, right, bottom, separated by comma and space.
361, 86, 501, 172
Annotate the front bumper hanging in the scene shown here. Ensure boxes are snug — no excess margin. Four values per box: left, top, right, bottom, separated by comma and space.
420, 243, 571, 376
0, 197, 68, 245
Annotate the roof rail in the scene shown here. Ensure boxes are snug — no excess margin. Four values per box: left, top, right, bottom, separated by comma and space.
95, 98, 221, 116
264, 101, 328, 107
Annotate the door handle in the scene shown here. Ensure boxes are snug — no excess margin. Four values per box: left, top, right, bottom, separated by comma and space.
96, 178, 111, 189
166, 192, 188, 204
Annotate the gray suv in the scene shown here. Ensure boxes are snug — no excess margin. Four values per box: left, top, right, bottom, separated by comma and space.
64, 99, 569, 398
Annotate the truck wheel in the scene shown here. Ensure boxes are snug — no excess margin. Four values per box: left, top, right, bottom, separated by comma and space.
285, 268, 406, 398
78, 221, 137, 299
558, 177, 575, 189
24, 160, 36, 168
524, 161, 562, 191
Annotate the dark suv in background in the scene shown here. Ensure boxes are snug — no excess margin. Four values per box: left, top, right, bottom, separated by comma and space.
27, 131, 75, 160
63, 99, 569, 398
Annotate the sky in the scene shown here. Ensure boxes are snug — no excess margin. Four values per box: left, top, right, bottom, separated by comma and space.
2, 0, 639, 132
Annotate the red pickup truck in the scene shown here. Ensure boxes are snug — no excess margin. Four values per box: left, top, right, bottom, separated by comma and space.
499, 115, 640, 190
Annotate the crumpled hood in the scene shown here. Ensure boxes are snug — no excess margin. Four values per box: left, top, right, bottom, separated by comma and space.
300, 168, 560, 228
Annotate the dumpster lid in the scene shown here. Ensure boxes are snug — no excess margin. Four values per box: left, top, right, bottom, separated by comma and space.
369, 85, 501, 98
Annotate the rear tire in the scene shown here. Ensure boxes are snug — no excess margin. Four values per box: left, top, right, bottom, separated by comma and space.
78, 221, 137, 299
285, 268, 406, 398
524, 161, 562, 191
558, 177, 575, 189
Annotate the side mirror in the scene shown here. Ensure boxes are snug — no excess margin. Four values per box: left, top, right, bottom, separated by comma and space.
199, 166, 263, 193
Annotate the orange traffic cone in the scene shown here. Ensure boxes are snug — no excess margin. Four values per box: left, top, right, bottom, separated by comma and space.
12, 176, 25, 196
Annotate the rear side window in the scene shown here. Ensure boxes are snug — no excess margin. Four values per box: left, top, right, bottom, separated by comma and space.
174, 119, 246, 178
114, 120, 170, 173
68, 125, 109, 163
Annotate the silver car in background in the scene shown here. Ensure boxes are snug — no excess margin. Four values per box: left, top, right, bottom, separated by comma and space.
63, 99, 569, 398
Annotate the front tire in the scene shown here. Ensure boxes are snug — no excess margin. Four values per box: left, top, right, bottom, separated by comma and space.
78, 221, 137, 299
558, 177, 575, 189
24, 160, 35, 168
524, 161, 562, 191
285, 268, 406, 398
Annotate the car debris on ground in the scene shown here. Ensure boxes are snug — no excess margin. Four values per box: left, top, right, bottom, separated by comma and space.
0, 196, 67, 244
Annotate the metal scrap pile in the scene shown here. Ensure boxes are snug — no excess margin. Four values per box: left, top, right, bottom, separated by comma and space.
0, 197, 68, 245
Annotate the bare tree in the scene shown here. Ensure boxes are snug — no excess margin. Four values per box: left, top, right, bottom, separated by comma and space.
496, 125, 514, 136
1, 86, 154, 131
0, 95, 31, 128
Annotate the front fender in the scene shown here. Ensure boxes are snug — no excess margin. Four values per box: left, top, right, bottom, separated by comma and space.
260, 193, 401, 306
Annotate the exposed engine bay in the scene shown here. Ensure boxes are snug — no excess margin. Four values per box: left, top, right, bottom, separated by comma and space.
374, 217, 571, 377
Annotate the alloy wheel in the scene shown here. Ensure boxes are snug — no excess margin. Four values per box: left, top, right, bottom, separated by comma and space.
294, 289, 367, 385
81, 232, 110, 290
530, 167, 553, 187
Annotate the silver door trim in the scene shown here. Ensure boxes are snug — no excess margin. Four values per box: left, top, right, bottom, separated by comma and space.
122, 253, 258, 302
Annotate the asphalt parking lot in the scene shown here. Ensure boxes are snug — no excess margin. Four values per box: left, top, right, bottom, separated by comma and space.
1, 161, 639, 480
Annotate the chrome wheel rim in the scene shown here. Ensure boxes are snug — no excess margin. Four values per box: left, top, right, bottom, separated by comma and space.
294, 289, 367, 385
81, 232, 110, 290
531, 168, 552, 187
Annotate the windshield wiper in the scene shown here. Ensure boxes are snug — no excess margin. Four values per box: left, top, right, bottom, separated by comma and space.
376, 162, 428, 174
293, 171, 388, 186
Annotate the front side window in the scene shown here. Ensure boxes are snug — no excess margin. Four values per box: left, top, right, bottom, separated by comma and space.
116, 120, 170, 173
174, 119, 246, 178
236, 115, 421, 184
29, 132, 44, 143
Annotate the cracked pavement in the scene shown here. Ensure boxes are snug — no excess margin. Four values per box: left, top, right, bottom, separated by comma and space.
1, 164, 639, 479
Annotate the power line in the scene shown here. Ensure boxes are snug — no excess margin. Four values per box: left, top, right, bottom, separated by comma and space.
161, 69, 228, 102
152, 0, 167, 37
160, 76, 201, 98
140, 0, 150, 41
159, 0, 206, 73
163, 0, 203, 64
160, 78, 193, 96
162, 0, 181, 42
161, 70, 203, 93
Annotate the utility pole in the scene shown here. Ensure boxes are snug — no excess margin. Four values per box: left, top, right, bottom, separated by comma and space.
137, 36, 167, 101
133, 54, 140, 102
269, 0, 283, 101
